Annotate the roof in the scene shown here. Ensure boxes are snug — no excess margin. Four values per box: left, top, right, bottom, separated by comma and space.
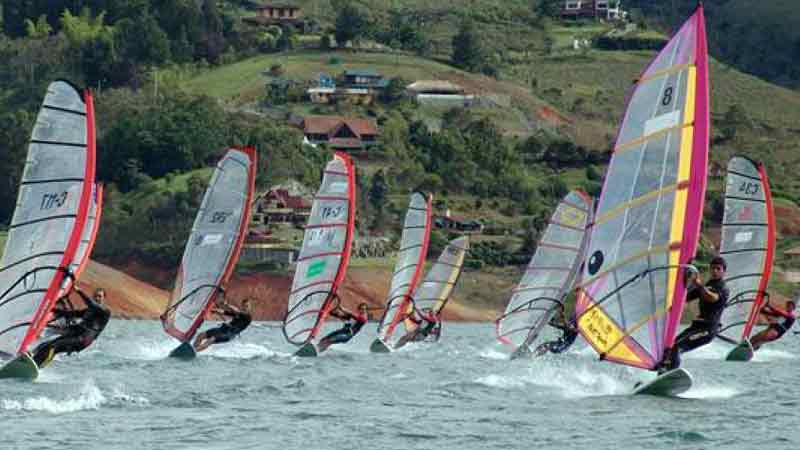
265, 189, 310, 209
256, 3, 300, 10
406, 80, 464, 94
303, 115, 379, 136
785, 246, 800, 256
344, 69, 381, 77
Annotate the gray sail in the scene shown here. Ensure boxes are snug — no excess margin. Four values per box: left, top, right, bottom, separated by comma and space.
496, 190, 593, 351
0, 80, 94, 356
718, 156, 774, 344
412, 236, 469, 318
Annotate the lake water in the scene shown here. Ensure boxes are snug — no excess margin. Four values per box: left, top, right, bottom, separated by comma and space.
1, 321, 797, 449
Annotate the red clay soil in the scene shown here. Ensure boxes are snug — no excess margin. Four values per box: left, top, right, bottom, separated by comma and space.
79, 261, 168, 319
85, 261, 495, 321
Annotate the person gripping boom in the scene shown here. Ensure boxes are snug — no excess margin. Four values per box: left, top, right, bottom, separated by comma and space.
750, 300, 795, 351
317, 303, 369, 352
194, 298, 253, 352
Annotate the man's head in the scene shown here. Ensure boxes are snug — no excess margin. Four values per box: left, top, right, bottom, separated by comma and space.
93, 288, 106, 304
787, 300, 796, 312
242, 298, 253, 312
709, 256, 727, 280
357, 302, 369, 316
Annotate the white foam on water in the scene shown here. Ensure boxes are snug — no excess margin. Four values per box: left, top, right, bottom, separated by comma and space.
681, 341, 730, 360
474, 358, 631, 398
752, 347, 796, 361
205, 341, 284, 359
1, 380, 106, 414
478, 348, 509, 360
111, 387, 150, 406
112, 338, 178, 360
681, 383, 740, 399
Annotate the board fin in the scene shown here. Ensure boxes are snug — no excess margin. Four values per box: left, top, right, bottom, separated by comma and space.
725, 340, 754, 362
168, 342, 197, 360
294, 342, 319, 358
369, 338, 392, 353
0, 353, 40, 380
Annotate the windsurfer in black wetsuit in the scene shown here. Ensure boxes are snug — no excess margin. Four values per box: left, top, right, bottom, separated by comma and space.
660, 256, 730, 372
194, 298, 253, 352
750, 300, 795, 351
31, 285, 111, 367
317, 302, 369, 352
395, 307, 440, 348
534, 309, 579, 356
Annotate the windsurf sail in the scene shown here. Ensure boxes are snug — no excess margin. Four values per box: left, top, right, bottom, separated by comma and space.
62, 183, 103, 294
718, 157, 775, 346
161, 147, 257, 342
496, 190, 593, 351
282, 152, 356, 346
0, 80, 96, 357
575, 5, 710, 370
408, 236, 469, 331
374, 192, 432, 347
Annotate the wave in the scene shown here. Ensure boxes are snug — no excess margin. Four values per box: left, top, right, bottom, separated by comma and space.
205, 341, 287, 359
1, 381, 105, 414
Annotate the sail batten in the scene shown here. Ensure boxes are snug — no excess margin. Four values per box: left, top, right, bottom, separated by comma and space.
497, 191, 593, 350
282, 152, 356, 346
576, 6, 709, 370
162, 147, 257, 342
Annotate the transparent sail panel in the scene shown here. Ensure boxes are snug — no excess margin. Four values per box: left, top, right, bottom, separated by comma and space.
497, 191, 592, 349
413, 237, 469, 318
0, 81, 89, 355
164, 149, 254, 341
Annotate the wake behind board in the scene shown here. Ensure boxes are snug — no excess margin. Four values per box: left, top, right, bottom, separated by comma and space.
725, 341, 754, 362
168, 342, 197, 360
294, 342, 319, 357
369, 338, 392, 353
633, 368, 693, 397
0, 353, 40, 380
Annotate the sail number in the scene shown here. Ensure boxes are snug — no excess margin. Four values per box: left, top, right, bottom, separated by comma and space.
661, 87, 674, 106
40, 192, 68, 210
738, 181, 759, 196
321, 206, 344, 220
210, 211, 232, 223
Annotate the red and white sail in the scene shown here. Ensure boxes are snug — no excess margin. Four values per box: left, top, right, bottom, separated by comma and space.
0, 80, 96, 356
282, 152, 356, 346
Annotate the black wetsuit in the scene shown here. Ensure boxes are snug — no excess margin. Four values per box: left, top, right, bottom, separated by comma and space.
768, 314, 796, 338
32, 291, 110, 366
320, 313, 367, 345
205, 311, 252, 343
662, 278, 728, 370
535, 317, 578, 355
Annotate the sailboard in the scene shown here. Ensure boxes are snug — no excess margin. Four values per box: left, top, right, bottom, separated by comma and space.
282, 152, 356, 357
574, 5, 710, 396
161, 147, 257, 357
496, 190, 593, 358
0, 80, 96, 379
393, 236, 469, 349
371, 192, 432, 353
717, 157, 775, 362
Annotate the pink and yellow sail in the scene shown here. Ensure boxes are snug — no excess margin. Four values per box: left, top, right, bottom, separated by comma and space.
576, 5, 710, 370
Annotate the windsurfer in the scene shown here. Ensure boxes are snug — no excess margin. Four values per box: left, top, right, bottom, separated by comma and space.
194, 298, 253, 352
317, 302, 369, 352
660, 257, 730, 372
535, 309, 578, 356
395, 307, 440, 348
749, 300, 795, 350
31, 285, 111, 367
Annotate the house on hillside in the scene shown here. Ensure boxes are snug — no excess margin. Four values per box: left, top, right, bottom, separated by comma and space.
433, 210, 484, 234
406, 80, 475, 106
562, 1, 624, 21
341, 69, 389, 90
252, 189, 311, 226
306, 70, 387, 105
244, 3, 302, 26
785, 246, 800, 261
241, 242, 298, 265
302, 115, 380, 151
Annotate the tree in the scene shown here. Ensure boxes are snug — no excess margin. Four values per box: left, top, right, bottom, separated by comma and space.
24, 14, 51, 38
720, 103, 748, 142
369, 170, 389, 211
379, 77, 407, 104
451, 20, 487, 72
200, 0, 225, 63
116, 13, 171, 66
333, 0, 369, 47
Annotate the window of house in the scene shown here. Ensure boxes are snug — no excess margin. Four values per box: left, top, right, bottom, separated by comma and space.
566, 1, 581, 9
596, 1, 608, 10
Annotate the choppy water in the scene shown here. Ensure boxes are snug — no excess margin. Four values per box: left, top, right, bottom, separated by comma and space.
1, 321, 797, 450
